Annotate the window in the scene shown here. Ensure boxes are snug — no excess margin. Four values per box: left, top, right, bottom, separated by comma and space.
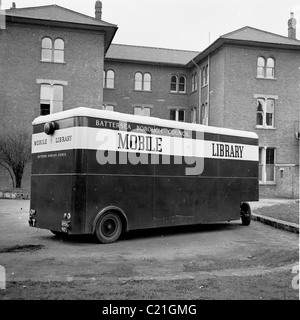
143, 73, 151, 91
170, 109, 185, 122
54, 39, 64, 63
134, 72, 143, 90
103, 70, 115, 88
134, 106, 151, 116
41, 37, 65, 63
201, 65, 208, 86
257, 57, 275, 78
40, 84, 63, 115
134, 72, 151, 91
170, 75, 178, 92
179, 76, 186, 93
41, 37, 52, 61
191, 107, 197, 123
256, 98, 275, 128
170, 75, 186, 93
257, 57, 265, 77
259, 147, 276, 184
266, 58, 275, 78
103, 104, 114, 111
191, 72, 198, 92
200, 103, 209, 125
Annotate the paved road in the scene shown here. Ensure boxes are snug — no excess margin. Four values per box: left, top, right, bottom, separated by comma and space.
0, 199, 298, 299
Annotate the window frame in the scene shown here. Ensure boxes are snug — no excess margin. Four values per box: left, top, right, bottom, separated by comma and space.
200, 103, 209, 125
103, 104, 115, 111
178, 76, 186, 93
190, 107, 197, 123
256, 56, 275, 79
259, 147, 276, 184
134, 72, 152, 91
255, 96, 276, 129
266, 58, 275, 78
103, 69, 115, 89
39, 83, 64, 115
191, 72, 198, 92
170, 75, 178, 92
134, 106, 151, 117
41, 37, 65, 63
201, 65, 208, 87
170, 74, 187, 94
169, 108, 186, 122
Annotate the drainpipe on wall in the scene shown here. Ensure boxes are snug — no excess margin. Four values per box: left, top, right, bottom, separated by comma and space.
191, 59, 201, 124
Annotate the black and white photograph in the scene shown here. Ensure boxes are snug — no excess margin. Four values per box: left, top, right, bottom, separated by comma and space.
0, 0, 299, 305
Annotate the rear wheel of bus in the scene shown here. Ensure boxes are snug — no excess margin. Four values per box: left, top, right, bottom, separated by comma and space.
94, 211, 122, 244
240, 202, 251, 226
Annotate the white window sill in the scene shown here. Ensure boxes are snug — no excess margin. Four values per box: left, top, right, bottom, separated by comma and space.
259, 182, 276, 185
170, 91, 187, 95
256, 77, 277, 81
133, 89, 152, 93
255, 126, 276, 130
40, 60, 66, 64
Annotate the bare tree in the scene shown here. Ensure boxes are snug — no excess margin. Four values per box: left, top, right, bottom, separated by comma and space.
0, 127, 31, 189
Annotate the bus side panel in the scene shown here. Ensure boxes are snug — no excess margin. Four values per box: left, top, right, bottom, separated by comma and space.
217, 178, 242, 221
71, 174, 87, 234
31, 175, 73, 232
154, 177, 219, 227
240, 178, 259, 202
85, 175, 154, 232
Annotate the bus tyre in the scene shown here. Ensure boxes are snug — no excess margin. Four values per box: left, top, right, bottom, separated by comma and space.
240, 202, 251, 226
94, 212, 122, 244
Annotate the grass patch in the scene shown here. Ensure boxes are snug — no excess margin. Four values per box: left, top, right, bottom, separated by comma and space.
0, 187, 30, 193
254, 201, 299, 224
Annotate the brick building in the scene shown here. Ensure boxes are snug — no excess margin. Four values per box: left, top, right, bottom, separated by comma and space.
0, 2, 117, 125
0, 2, 299, 198
0, 2, 117, 189
104, 24, 300, 198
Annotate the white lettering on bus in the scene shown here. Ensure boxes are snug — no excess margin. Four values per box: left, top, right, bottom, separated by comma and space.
212, 143, 244, 158
95, 120, 131, 131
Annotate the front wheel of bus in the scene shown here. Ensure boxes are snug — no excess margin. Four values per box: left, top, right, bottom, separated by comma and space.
94, 212, 122, 244
240, 202, 251, 226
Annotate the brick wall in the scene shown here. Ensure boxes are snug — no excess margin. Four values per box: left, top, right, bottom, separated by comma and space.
103, 60, 191, 120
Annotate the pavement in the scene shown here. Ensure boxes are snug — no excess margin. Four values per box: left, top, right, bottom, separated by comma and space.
0, 191, 299, 234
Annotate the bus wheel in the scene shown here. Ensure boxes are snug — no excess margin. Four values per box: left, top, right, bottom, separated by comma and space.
94, 212, 122, 244
240, 202, 251, 226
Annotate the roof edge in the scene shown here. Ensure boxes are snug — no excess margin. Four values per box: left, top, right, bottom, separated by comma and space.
221, 25, 300, 44
5, 4, 118, 28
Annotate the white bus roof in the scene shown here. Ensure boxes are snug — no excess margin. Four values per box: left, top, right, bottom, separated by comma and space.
32, 107, 258, 139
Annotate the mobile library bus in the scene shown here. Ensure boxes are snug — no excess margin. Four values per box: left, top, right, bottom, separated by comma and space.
29, 107, 259, 243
